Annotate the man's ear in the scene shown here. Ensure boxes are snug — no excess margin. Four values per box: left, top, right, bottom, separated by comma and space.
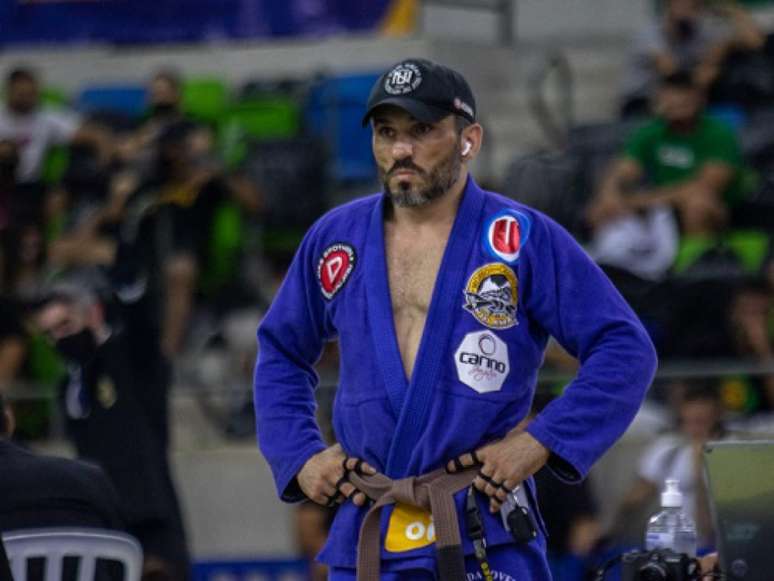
460, 123, 484, 161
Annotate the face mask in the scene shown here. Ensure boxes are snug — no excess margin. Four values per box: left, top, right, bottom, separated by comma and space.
151, 103, 178, 118
675, 18, 696, 41
10, 102, 35, 116
55, 328, 98, 364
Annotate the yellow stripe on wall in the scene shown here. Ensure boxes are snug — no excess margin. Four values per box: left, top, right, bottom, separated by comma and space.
379, 0, 417, 36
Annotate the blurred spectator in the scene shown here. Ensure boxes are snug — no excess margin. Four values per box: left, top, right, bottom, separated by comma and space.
0, 298, 27, 393
29, 280, 189, 580
0, 67, 81, 183
0, 392, 125, 533
55, 121, 117, 220
121, 120, 259, 358
148, 71, 184, 123
620, 0, 764, 118
719, 279, 774, 412
587, 71, 740, 284
0, 139, 17, 230
44, 119, 128, 269
0, 139, 46, 232
1, 215, 48, 304
117, 70, 213, 170
610, 382, 726, 549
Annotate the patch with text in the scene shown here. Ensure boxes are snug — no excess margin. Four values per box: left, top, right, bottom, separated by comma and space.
317, 243, 356, 300
385, 504, 435, 552
463, 263, 518, 329
454, 330, 510, 394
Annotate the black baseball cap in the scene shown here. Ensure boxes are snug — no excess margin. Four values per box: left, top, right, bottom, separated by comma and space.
362, 58, 476, 127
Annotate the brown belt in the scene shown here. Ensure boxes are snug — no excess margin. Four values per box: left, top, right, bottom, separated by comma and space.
347, 466, 479, 581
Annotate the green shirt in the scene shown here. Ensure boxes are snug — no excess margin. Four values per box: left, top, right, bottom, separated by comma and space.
624, 115, 743, 204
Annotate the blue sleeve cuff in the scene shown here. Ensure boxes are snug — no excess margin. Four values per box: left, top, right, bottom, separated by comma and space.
526, 422, 584, 484
276, 441, 328, 503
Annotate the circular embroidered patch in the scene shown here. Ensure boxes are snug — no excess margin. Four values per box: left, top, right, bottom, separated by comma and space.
317, 243, 356, 300
482, 209, 532, 263
463, 262, 518, 329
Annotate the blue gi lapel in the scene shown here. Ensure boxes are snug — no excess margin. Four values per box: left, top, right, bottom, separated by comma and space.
366, 177, 486, 477
365, 198, 409, 419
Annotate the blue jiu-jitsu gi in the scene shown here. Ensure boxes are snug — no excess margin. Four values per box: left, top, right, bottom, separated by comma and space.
254, 176, 657, 577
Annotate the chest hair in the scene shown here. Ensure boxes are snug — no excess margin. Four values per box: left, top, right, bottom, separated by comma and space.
386, 235, 447, 315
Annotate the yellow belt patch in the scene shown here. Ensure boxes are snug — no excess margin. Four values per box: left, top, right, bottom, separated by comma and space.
385, 503, 435, 552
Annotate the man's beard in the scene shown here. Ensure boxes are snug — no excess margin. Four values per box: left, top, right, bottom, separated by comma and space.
380, 143, 462, 208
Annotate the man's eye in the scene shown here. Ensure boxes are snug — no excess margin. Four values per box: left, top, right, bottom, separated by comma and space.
415, 124, 432, 135
377, 127, 395, 138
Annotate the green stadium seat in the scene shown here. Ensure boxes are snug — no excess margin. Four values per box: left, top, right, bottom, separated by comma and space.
181, 78, 230, 125
724, 229, 770, 273
199, 201, 245, 296
41, 146, 69, 185
218, 97, 300, 168
40, 87, 70, 108
226, 97, 299, 138
674, 229, 770, 274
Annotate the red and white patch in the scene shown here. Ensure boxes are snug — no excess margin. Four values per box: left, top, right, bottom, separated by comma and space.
488, 215, 521, 262
317, 243, 356, 300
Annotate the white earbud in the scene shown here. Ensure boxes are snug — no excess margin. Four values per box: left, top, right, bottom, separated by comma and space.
462, 140, 472, 156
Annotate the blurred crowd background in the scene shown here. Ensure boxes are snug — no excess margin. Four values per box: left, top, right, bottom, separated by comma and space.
0, 1, 773, 580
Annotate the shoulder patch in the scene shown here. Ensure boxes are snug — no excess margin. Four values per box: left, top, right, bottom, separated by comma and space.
317, 243, 356, 300
463, 263, 518, 329
482, 209, 532, 263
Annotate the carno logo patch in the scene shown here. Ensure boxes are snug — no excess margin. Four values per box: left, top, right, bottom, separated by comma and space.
463, 263, 518, 329
454, 330, 510, 394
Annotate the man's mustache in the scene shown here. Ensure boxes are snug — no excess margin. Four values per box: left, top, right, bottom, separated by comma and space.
387, 159, 425, 178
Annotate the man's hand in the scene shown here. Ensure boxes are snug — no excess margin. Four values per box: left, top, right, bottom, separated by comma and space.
297, 443, 377, 507
446, 430, 550, 513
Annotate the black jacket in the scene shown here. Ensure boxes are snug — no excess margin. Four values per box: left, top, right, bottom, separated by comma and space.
0, 439, 125, 533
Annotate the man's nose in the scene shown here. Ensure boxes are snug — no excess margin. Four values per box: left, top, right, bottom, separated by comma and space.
392, 139, 414, 160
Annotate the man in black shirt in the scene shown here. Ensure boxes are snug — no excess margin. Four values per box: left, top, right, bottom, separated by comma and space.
29, 282, 189, 580
0, 393, 124, 532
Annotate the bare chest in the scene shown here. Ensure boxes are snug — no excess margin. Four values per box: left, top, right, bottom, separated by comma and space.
385, 238, 446, 315
384, 220, 453, 378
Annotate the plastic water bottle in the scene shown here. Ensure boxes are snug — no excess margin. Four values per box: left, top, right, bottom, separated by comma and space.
644, 479, 697, 557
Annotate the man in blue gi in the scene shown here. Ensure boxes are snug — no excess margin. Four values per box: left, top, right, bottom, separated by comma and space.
254, 59, 658, 580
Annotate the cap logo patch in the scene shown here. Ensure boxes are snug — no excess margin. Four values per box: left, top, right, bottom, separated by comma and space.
384, 63, 423, 95
482, 209, 532, 263
318, 243, 356, 300
463, 263, 518, 329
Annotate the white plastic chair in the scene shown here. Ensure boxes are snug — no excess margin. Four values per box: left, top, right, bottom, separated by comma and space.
1, 528, 142, 581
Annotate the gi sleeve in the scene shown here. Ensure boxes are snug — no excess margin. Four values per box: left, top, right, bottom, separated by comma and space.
523, 214, 658, 483
254, 228, 334, 502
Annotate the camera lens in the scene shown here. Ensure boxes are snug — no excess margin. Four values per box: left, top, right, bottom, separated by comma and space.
638, 562, 668, 581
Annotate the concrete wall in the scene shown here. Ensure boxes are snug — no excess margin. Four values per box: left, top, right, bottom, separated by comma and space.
422, 0, 650, 44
